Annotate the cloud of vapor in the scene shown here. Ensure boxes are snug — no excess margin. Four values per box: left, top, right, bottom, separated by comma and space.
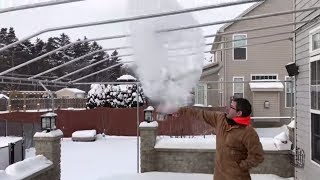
127, 0, 205, 113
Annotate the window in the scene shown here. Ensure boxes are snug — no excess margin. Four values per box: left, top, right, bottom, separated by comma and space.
195, 84, 207, 106
310, 26, 320, 56
233, 34, 247, 60
251, 74, 278, 81
285, 76, 295, 108
310, 26, 320, 165
311, 58, 320, 110
233, 77, 244, 98
219, 78, 223, 106
312, 113, 320, 164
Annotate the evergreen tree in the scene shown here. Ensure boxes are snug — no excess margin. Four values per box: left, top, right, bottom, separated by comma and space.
108, 50, 121, 81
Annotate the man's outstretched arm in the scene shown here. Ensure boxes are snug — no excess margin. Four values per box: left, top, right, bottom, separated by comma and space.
177, 106, 225, 128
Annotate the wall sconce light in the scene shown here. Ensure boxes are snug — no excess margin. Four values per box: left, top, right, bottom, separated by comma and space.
285, 62, 299, 76
264, 101, 270, 108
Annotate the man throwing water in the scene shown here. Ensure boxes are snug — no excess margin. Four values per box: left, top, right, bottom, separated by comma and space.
176, 98, 264, 180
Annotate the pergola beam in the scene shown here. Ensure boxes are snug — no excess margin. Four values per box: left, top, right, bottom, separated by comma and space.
29, 45, 130, 79
52, 54, 133, 82
0, 35, 291, 86
0, 18, 312, 77
71, 59, 134, 83
158, 6, 320, 33
0, 0, 84, 14
0, 0, 263, 53
0, 35, 128, 76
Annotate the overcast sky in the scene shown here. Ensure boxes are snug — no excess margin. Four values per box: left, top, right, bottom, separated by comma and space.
0, 0, 254, 62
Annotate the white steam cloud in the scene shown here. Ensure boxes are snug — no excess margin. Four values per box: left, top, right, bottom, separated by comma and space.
127, 0, 205, 113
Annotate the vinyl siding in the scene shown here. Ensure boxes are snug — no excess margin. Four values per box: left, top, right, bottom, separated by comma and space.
295, 0, 320, 178
252, 92, 280, 119
219, 0, 294, 120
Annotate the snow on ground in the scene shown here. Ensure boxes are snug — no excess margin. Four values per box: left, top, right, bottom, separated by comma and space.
100, 172, 293, 180
24, 130, 293, 180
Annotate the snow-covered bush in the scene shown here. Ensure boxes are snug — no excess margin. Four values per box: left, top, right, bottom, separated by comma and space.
86, 75, 145, 109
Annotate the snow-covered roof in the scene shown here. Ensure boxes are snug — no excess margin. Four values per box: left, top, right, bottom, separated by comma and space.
139, 121, 158, 128
249, 82, 284, 92
55, 88, 85, 94
0, 94, 9, 99
145, 106, 155, 111
34, 129, 63, 138
41, 112, 57, 117
72, 130, 96, 138
0, 155, 52, 179
0, 136, 23, 148
117, 75, 137, 81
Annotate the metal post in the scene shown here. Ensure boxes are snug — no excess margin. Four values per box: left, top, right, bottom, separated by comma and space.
9, 143, 15, 164
5, 119, 7, 137
136, 82, 140, 173
38, 82, 54, 112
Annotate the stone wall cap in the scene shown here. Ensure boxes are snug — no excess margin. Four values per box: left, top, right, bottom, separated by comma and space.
34, 129, 63, 138
139, 121, 158, 128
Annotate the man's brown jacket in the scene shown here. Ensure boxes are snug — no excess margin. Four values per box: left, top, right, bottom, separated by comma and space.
180, 107, 264, 180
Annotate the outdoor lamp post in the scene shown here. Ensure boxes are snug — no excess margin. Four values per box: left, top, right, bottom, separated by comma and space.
144, 106, 154, 123
41, 112, 57, 132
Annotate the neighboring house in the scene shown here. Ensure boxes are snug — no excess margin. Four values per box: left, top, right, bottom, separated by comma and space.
0, 93, 9, 111
197, 62, 222, 107
210, 0, 294, 124
293, 0, 320, 178
55, 88, 85, 99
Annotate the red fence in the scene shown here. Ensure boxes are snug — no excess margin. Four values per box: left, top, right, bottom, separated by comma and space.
0, 107, 225, 137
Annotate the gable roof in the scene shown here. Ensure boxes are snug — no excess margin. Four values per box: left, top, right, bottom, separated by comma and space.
56, 88, 85, 94
201, 62, 222, 77
218, 1, 265, 33
211, 1, 265, 51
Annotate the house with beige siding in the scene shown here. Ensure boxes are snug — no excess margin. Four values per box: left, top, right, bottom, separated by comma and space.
55, 88, 85, 99
197, 62, 221, 107
293, 0, 320, 178
209, 0, 294, 125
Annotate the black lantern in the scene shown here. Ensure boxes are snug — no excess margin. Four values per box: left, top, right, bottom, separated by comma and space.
144, 106, 154, 123
41, 112, 57, 132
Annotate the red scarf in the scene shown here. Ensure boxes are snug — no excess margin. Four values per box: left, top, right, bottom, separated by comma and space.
233, 116, 251, 126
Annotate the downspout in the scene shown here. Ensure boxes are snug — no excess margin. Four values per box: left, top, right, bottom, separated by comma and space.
224, 36, 227, 106
292, 0, 297, 179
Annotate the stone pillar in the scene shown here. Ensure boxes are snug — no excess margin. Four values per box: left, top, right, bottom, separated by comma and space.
33, 129, 63, 180
139, 121, 158, 172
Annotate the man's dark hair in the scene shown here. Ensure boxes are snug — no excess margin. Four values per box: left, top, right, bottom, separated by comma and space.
233, 98, 252, 117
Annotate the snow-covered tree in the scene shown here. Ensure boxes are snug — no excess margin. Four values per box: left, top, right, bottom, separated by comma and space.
86, 75, 145, 109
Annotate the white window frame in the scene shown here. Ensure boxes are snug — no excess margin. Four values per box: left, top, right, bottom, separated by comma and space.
233, 34, 247, 61
285, 76, 295, 108
233, 76, 244, 98
219, 78, 223, 106
309, 26, 320, 56
195, 83, 208, 106
251, 74, 278, 81
309, 26, 320, 166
